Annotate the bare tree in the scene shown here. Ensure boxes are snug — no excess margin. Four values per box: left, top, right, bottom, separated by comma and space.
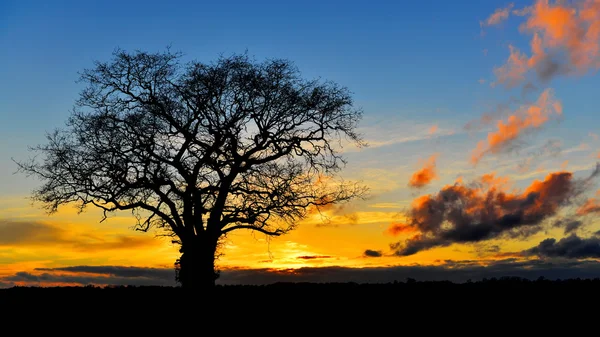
15, 48, 367, 289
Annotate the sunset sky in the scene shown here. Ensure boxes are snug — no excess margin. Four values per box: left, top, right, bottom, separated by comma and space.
2, 0, 600, 287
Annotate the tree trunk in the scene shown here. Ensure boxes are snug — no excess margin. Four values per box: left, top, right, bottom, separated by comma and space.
176, 235, 219, 289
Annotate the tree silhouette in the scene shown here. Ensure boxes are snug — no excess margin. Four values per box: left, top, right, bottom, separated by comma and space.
15, 48, 367, 289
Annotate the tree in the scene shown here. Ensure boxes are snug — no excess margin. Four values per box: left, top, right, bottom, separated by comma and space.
15, 48, 367, 289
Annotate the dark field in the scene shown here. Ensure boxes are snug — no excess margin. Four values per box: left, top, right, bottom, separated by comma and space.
2, 279, 597, 328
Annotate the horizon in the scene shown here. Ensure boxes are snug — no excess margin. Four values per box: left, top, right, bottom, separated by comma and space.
2, 0, 600, 288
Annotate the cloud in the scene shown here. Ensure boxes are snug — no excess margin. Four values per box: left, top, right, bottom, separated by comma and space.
0, 219, 159, 252
428, 125, 439, 135
576, 197, 600, 215
523, 234, 600, 259
481, 3, 515, 27
345, 119, 457, 153
0, 220, 65, 245
369, 202, 404, 209
301, 193, 363, 227
408, 154, 439, 188
464, 102, 513, 133
516, 139, 562, 173
552, 218, 583, 235
71, 236, 159, 252
35, 266, 173, 279
215, 259, 600, 285
363, 249, 383, 257
471, 89, 562, 164
0, 281, 14, 288
493, 0, 600, 88
386, 222, 417, 236
4, 266, 176, 287
391, 165, 599, 256
296, 255, 333, 260
472, 244, 502, 257
7, 259, 600, 287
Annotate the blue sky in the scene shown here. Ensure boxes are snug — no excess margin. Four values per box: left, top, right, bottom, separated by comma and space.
0, 0, 511, 190
3, 0, 597, 189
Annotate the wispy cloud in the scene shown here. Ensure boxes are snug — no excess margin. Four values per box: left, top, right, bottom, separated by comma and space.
576, 196, 600, 215
341, 119, 457, 153
428, 124, 439, 135
0, 219, 160, 252
481, 3, 515, 27
470, 88, 562, 164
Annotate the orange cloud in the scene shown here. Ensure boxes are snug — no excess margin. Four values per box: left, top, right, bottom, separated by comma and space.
471, 88, 562, 164
408, 154, 439, 188
494, 0, 600, 87
577, 197, 600, 215
428, 124, 439, 135
481, 3, 515, 27
391, 165, 599, 256
386, 223, 417, 236
493, 44, 530, 88
480, 172, 511, 189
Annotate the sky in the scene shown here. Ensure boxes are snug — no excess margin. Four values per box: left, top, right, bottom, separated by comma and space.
1, 0, 600, 287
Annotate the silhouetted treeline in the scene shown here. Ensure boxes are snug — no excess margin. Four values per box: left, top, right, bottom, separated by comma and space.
4, 277, 600, 302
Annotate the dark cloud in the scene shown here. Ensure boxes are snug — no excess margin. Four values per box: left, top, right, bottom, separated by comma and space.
471, 244, 501, 257
0, 281, 14, 288
523, 235, 600, 259
363, 249, 383, 257
391, 165, 600, 256
4, 266, 176, 287
35, 266, 173, 279
10, 271, 39, 282
552, 219, 583, 235
296, 255, 332, 260
216, 259, 600, 285
6, 259, 600, 288
534, 56, 569, 83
